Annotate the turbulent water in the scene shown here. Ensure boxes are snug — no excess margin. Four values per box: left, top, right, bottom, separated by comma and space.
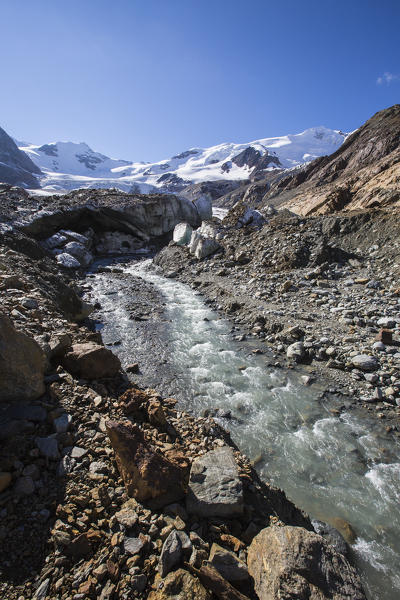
88, 257, 400, 600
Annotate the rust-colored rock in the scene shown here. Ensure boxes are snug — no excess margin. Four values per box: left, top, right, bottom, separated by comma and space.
375, 328, 393, 344
62, 342, 121, 379
247, 525, 366, 600
106, 420, 188, 508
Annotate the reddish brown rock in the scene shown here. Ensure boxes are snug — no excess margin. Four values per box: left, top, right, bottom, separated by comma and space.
106, 420, 188, 508
375, 328, 393, 344
62, 342, 121, 379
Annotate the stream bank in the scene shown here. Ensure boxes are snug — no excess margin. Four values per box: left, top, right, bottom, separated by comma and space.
85, 254, 400, 600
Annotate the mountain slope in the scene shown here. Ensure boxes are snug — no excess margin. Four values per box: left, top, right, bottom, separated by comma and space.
0, 127, 42, 188
18, 126, 346, 193
259, 105, 400, 215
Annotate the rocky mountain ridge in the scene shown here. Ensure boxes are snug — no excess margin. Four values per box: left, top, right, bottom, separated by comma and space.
219, 105, 400, 215
0, 126, 42, 189
3, 125, 346, 194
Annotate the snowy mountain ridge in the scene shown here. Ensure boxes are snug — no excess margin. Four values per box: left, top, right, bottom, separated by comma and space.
18, 126, 347, 193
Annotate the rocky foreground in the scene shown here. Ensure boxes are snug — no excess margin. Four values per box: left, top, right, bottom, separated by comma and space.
0, 191, 373, 599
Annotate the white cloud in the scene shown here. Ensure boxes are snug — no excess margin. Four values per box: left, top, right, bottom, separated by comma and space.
376, 72, 399, 85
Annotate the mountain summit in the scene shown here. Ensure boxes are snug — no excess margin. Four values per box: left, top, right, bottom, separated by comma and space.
16, 126, 346, 193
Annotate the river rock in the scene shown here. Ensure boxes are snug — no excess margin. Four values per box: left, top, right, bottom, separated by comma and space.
173, 222, 193, 246
209, 543, 249, 582
63, 241, 93, 266
186, 447, 243, 518
0, 312, 46, 402
247, 525, 366, 600
106, 420, 187, 508
351, 354, 378, 372
148, 568, 211, 600
312, 520, 348, 556
286, 341, 306, 362
62, 343, 121, 379
56, 252, 81, 269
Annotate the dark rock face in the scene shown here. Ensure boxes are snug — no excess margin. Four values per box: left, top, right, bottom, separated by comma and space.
248, 526, 366, 600
0, 312, 46, 402
0, 126, 42, 188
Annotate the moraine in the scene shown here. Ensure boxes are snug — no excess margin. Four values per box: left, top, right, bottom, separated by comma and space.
85, 256, 400, 600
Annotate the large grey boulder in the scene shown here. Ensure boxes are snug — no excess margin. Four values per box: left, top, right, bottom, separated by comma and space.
0, 312, 46, 402
247, 526, 366, 600
186, 447, 243, 517
351, 354, 379, 372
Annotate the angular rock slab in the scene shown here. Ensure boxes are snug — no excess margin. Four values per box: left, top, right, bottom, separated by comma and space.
0, 312, 46, 402
186, 447, 243, 518
247, 525, 366, 600
62, 342, 121, 379
106, 420, 187, 508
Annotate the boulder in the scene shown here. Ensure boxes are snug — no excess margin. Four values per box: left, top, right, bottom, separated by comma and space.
62, 343, 121, 379
56, 253, 81, 269
148, 569, 211, 600
351, 354, 378, 372
63, 241, 93, 266
286, 341, 306, 362
208, 543, 249, 582
106, 420, 188, 508
186, 447, 243, 518
247, 525, 366, 600
173, 222, 193, 246
0, 312, 46, 402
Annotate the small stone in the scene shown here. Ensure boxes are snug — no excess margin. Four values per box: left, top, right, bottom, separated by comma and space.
36, 436, 59, 459
376, 329, 393, 344
126, 363, 140, 374
286, 341, 306, 362
14, 475, 35, 495
54, 413, 72, 433
124, 535, 146, 555
71, 446, 87, 459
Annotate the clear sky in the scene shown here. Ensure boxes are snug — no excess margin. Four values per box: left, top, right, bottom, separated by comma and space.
1, 0, 399, 161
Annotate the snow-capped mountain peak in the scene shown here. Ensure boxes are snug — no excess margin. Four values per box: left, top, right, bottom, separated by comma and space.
17, 126, 347, 193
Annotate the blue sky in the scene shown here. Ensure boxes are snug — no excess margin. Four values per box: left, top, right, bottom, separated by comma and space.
1, 0, 399, 161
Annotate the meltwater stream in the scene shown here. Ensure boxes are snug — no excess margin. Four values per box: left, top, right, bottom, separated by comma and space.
88, 258, 400, 600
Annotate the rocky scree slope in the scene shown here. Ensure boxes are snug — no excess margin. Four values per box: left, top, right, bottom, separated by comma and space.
0, 189, 366, 599
155, 207, 400, 428
0, 126, 42, 189
213, 104, 400, 215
